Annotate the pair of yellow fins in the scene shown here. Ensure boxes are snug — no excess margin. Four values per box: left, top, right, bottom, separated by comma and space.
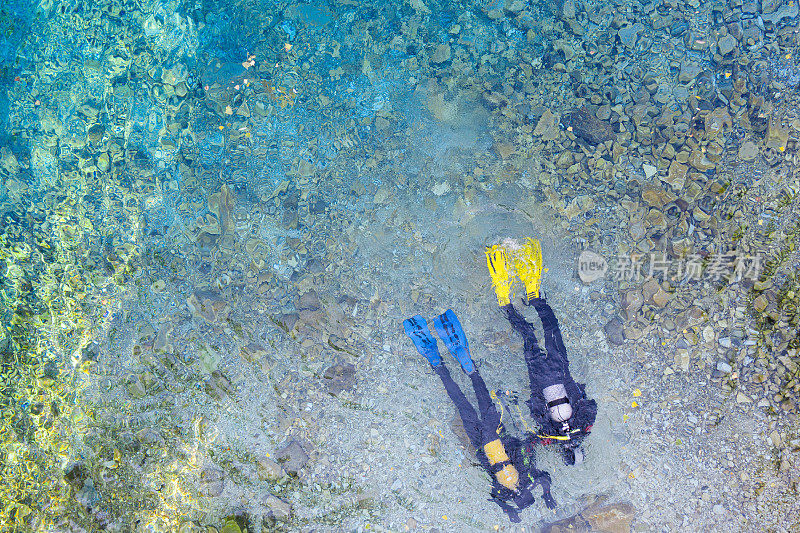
485, 238, 546, 307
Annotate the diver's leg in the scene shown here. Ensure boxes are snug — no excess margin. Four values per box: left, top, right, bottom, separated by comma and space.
503, 303, 548, 386
434, 364, 482, 449
502, 303, 543, 356
531, 298, 568, 362
469, 370, 501, 435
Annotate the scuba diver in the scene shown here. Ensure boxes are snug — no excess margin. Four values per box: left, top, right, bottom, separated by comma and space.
486, 238, 597, 466
403, 310, 557, 523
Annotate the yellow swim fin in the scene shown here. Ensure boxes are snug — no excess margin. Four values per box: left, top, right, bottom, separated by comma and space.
485, 245, 513, 306
511, 238, 544, 303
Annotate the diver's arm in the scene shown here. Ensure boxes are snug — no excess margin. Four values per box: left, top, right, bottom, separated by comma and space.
489, 486, 522, 523
513, 485, 535, 511
528, 469, 557, 509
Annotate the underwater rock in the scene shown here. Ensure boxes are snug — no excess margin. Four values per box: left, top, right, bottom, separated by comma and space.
199, 465, 225, 497
162, 64, 188, 86
641, 183, 674, 209
309, 196, 328, 215
276, 313, 300, 333
753, 294, 768, 312
431, 181, 451, 195
187, 290, 230, 324
64, 463, 89, 490
336, 295, 360, 317
195, 214, 222, 237
220, 518, 243, 533
298, 290, 325, 325
373, 184, 392, 204
542, 513, 588, 533
560, 0, 576, 20
178, 522, 204, 533
628, 213, 646, 241
137, 428, 165, 447
689, 148, 716, 172
618, 23, 644, 48
621, 289, 644, 321
264, 494, 292, 520
577, 250, 607, 283
449, 413, 474, 456
80, 342, 101, 363
274, 439, 309, 475
86, 123, 104, 144
651, 287, 672, 308
585, 503, 636, 533
298, 290, 322, 312
542, 501, 635, 533
766, 118, 789, 150
562, 107, 614, 145
675, 350, 690, 372
505, 0, 525, 13
704, 107, 732, 140
1, 148, 20, 175
197, 345, 221, 374
642, 279, 668, 309
430, 44, 451, 63
322, 361, 356, 395
762, 1, 799, 24
205, 371, 234, 400
208, 184, 236, 235
151, 280, 167, 294
424, 89, 460, 123
663, 160, 687, 191
97, 152, 110, 171
555, 150, 573, 169
678, 61, 702, 84
281, 207, 299, 230
77, 100, 100, 121
75, 478, 100, 509
240, 342, 268, 364
738, 140, 759, 161
285, 2, 334, 25
604, 318, 625, 346
623, 323, 645, 340
127, 375, 147, 399
533, 109, 560, 141
718, 34, 737, 56
257, 456, 285, 480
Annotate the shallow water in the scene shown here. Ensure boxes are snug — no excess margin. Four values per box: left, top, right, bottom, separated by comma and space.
1, 0, 800, 531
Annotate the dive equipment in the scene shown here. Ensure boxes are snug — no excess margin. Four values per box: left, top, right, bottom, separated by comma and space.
485, 238, 546, 305
484, 438, 520, 491
508, 238, 544, 303
485, 245, 513, 306
543, 383, 573, 423
433, 309, 474, 374
403, 315, 441, 367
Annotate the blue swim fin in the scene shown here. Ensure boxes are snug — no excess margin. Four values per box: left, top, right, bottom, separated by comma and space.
433, 309, 474, 374
403, 315, 442, 367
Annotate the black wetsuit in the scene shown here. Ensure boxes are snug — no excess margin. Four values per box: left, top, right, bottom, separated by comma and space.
433, 364, 555, 523
502, 298, 597, 461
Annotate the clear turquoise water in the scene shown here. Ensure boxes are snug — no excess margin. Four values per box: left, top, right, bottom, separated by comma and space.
2, 0, 800, 531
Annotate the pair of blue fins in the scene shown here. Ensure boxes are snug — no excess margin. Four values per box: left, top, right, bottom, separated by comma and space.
403, 309, 474, 375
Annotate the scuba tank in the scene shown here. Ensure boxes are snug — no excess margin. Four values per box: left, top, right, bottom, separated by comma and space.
483, 439, 520, 491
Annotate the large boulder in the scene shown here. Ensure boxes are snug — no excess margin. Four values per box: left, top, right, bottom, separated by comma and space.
562, 106, 615, 145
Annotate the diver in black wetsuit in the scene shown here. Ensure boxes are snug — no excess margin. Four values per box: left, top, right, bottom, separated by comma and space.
486, 239, 597, 466
504, 294, 597, 465
404, 310, 556, 523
